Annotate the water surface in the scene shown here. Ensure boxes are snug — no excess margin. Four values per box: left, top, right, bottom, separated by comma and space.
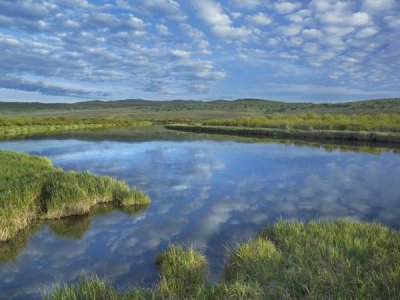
0, 129, 399, 299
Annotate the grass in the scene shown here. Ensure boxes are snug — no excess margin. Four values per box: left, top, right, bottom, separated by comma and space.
166, 124, 400, 144
47, 220, 400, 299
1, 101, 399, 142
2, 98, 400, 117
0, 150, 149, 242
0, 117, 152, 139
204, 113, 400, 132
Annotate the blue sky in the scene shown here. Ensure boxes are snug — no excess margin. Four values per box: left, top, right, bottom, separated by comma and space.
0, 0, 399, 103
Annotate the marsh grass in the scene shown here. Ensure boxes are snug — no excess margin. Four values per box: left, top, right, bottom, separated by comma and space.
204, 113, 400, 132
47, 220, 400, 299
167, 124, 400, 144
155, 245, 208, 298
0, 150, 149, 242
0, 118, 152, 139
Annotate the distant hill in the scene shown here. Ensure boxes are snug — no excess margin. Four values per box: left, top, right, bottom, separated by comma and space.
1, 98, 399, 115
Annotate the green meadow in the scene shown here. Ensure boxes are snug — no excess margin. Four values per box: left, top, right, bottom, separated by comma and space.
1, 99, 400, 142
0, 150, 149, 242
48, 220, 400, 299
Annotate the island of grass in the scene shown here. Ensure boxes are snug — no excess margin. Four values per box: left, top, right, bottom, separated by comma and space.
166, 113, 400, 144
0, 150, 149, 242
49, 220, 400, 299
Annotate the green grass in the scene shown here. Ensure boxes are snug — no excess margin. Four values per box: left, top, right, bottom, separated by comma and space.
2, 98, 400, 117
47, 220, 400, 299
1, 100, 400, 140
0, 117, 152, 139
0, 150, 149, 242
204, 113, 400, 132
166, 124, 400, 144
155, 245, 208, 298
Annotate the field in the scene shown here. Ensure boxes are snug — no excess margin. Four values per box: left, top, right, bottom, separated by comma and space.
0, 150, 149, 242
48, 220, 400, 299
0, 98, 399, 142
2, 98, 400, 118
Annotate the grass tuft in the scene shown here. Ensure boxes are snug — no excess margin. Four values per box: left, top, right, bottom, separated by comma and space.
0, 150, 149, 242
156, 245, 208, 297
46, 220, 400, 299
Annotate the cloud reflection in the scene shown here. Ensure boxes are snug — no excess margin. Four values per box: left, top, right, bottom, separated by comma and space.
0, 138, 399, 299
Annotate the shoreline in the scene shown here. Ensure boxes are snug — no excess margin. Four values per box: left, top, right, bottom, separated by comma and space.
166, 124, 400, 145
0, 150, 150, 242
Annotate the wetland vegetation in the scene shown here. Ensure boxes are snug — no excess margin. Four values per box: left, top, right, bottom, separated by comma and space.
0, 150, 149, 242
48, 220, 400, 299
1, 99, 399, 142
0, 117, 152, 139
1, 98, 400, 299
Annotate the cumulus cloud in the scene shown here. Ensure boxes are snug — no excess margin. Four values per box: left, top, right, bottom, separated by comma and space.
274, 2, 302, 14
191, 0, 252, 40
0, 76, 110, 98
246, 12, 272, 26
0, 0, 399, 101
363, 0, 397, 12
143, 0, 187, 21
231, 0, 263, 10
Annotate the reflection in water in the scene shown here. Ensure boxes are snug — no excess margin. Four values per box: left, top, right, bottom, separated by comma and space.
0, 132, 399, 299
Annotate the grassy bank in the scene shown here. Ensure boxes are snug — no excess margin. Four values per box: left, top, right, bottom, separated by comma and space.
204, 113, 400, 132
0, 117, 152, 139
164, 113, 400, 144
48, 220, 400, 299
0, 151, 149, 242
166, 124, 400, 144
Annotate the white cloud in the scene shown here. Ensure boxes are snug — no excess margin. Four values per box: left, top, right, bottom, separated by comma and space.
279, 52, 299, 60
170, 49, 190, 59
191, 0, 252, 40
304, 42, 319, 54
231, 0, 263, 10
156, 24, 171, 36
231, 12, 242, 19
350, 12, 370, 26
143, 0, 187, 21
363, 0, 397, 12
310, 0, 331, 13
0, 0, 399, 100
274, 2, 301, 14
356, 26, 378, 38
246, 12, 272, 26
280, 24, 302, 36
384, 15, 400, 28
267, 37, 280, 46
303, 28, 323, 40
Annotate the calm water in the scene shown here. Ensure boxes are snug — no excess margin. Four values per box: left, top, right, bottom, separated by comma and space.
0, 129, 400, 299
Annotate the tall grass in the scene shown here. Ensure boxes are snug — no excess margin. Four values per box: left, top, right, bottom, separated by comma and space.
0, 117, 152, 139
47, 220, 400, 299
204, 113, 400, 132
156, 245, 208, 298
0, 150, 149, 242
166, 124, 400, 144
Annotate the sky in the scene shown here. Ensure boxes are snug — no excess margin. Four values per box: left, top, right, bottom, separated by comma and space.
0, 0, 399, 103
